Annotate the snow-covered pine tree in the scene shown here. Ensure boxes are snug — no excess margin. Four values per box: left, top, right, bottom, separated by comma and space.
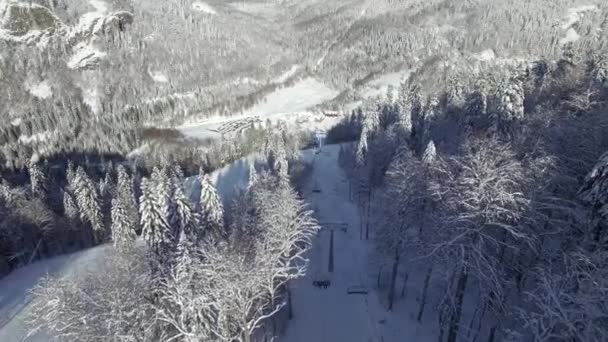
116, 166, 139, 232
62, 189, 80, 225
72, 167, 105, 242
493, 79, 525, 134
140, 178, 174, 258
152, 167, 178, 240
28, 161, 48, 200
356, 129, 369, 168
110, 197, 136, 252
198, 174, 225, 241
173, 178, 199, 243
248, 163, 258, 189
0, 180, 17, 206
419, 96, 439, 154
66, 160, 76, 185
422, 140, 437, 165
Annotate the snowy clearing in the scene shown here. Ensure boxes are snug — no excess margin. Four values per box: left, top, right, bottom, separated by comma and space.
360, 69, 412, 99
192, 2, 217, 15
242, 78, 338, 117
179, 78, 339, 140
25, 80, 52, 99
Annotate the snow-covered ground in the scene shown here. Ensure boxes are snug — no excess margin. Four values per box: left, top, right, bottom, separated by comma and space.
192, 2, 217, 15
149, 70, 169, 83
179, 78, 339, 140
361, 69, 412, 100
25, 80, 52, 99
0, 245, 111, 342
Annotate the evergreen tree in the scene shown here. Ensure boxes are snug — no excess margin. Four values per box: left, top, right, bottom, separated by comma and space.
140, 178, 174, 258
422, 140, 437, 165
62, 189, 80, 226
248, 163, 258, 189
116, 166, 139, 232
28, 162, 48, 200
173, 179, 199, 242
198, 174, 225, 241
72, 167, 105, 242
110, 197, 136, 252
152, 167, 178, 240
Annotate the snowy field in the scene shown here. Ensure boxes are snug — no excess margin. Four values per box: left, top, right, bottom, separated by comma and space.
179, 78, 340, 140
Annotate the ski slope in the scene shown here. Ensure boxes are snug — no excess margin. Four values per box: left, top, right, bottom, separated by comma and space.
283, 145, 436, 342
281, 145, 386, 342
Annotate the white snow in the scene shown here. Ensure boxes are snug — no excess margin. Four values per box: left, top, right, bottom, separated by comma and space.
185, 153, 266, 204
0, 245, 111, 342
71, 0, 109, 37
360, 69, 412, 99
560, 27, 582, 45
89, 0, 108, 13
18, 131, 53, 145
25, 80, 52, 99
10, 118, 22, 126
67, 41, 106, 69
179, 78, 339, 140
192, 2, 217, 14
272, 65, 300, 83
150, 70, 169, 83
81, 82, 100, 114
243, 78, 338, 116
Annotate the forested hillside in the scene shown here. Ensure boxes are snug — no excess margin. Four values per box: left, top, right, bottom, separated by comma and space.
334, 49, 608, 341
1, 0, 608, 341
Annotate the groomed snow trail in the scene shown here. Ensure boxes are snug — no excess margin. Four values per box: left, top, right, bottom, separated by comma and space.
281, 145, 386, 342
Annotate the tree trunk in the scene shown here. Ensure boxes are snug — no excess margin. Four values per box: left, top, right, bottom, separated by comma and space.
328, 229, 334, 273
487, 325, 497, 342
387, 248, 400, 311
287, 285, 293, 320
472, 302, 488, 342
466, 299, 482, 341
417, 266, 433, 322
365, 189, 372, 240
401, 271, 409, 298
377, 265, 383, 287
447, 266, 469, 342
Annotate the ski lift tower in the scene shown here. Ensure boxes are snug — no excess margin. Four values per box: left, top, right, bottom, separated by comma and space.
313, 129, 327, 150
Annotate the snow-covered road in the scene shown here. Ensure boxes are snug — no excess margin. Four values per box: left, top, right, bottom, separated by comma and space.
281, 145, 387, 342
